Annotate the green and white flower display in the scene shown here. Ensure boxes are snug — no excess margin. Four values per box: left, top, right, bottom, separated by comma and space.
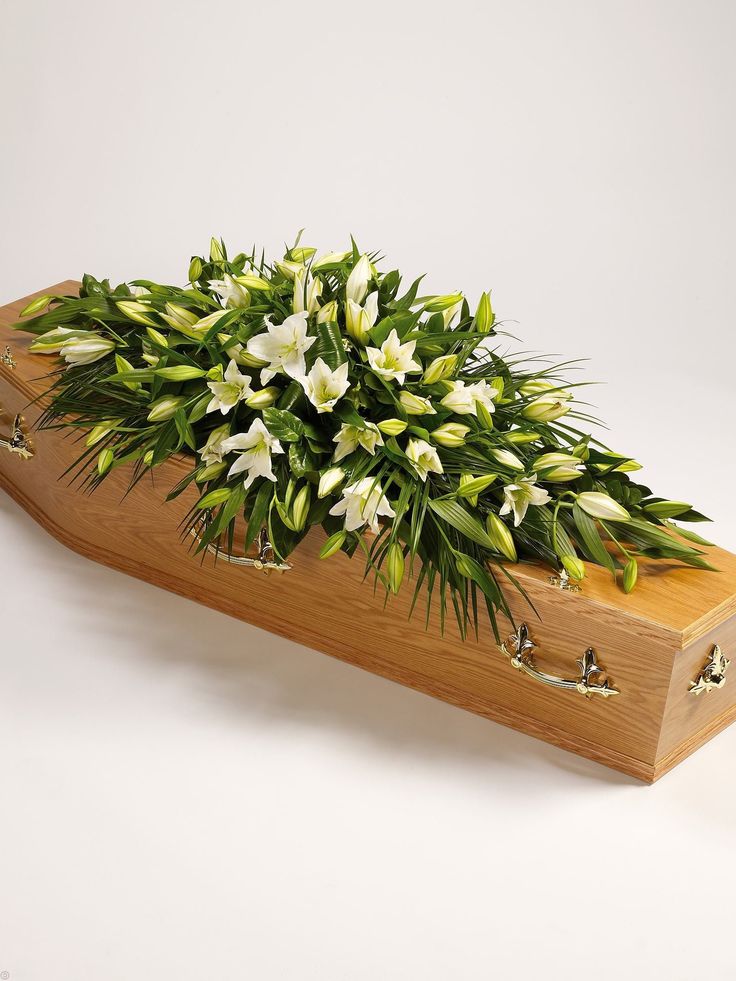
16, 236, 714, 639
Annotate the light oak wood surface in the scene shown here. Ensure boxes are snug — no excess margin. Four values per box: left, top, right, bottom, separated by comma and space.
2, 283, 736, 781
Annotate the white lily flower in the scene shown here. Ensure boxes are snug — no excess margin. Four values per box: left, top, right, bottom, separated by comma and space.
61, 335, 116, 366
329, 477, 396, 534
245, 311, 316, 384
293, 270, 323, 315
206, 359, 254, 415
208, 274, 251, 309
440, 380, 498, 416
366, 329, 422, 385
221, 418, 284, 490
399, 391, 436, 416
299, 357, 350, 413
405, 438, 444, 482
345, 291, 379, 344
346, 254, 372, 304
333, 422, 384, 462
29, 326, 86, 354
499, 474, 552, 527
199, 424, 231, 466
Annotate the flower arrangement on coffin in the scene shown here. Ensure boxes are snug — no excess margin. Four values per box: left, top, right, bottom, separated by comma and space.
16, 237, 714, 640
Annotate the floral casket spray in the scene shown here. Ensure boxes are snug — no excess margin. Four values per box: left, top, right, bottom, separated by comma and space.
1, 237, 735, 781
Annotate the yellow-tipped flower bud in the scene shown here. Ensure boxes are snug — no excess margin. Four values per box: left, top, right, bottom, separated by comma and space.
473, 291, 494, 333
188, 257, 203, 283
319, 530, 347, 559
398, 392, 435, 416
234, 272, 271, 292
431, 422, 470, 448
86, 420, 123, 447
245, 387, 280, 409
622, 558, 638, 593
386, 542, 405, 594
147, 395, 187, 422
422, 354, 457, 385
97, 448, 114, 476
146, 326, 169, 348
377, 418, 408, 436
289, 246, 317, 263
561, 555, 586, 581
486, 512, 517, 562
318, 466, 346, 498
196, 461, 227, 482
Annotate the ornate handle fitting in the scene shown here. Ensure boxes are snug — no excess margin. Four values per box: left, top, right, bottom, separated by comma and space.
1, 346, 16, 369
689, 645, 729, 695
190, 524, 291, 574
0, 412, 34, 460
499, 623, 619, 699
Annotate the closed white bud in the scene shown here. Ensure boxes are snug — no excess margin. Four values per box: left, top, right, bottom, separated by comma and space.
431, 422, 470, 448
422, 354, 457, 385
491, 448, 525, 471
245, 387, 280, 409
577, 492, 630, 522
346, 254, 372, 304
318, 466, 345, 498
533, 452, 583, 482
317, 300, 339, 324
521, 396, 571, 422
116, 300, 156, 326
147, 395, 187, 422
398, 391, 435, 416
275, 259, 304, 280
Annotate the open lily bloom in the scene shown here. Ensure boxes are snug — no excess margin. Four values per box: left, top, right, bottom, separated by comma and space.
300, 358, 350, 413
366, 329, 422, 385
499, 474, 551, 526
206, 360, 254, 415
329, 477, 396, 534
221, 419, 283, 489
246, 312, 316, 384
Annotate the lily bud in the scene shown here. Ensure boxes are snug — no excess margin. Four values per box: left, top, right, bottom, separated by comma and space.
486, 512, 517, 562
622, 558, 638, 593
398, 391, 435, 416
594, 452, 642, 473
209, 237, 225, 262
160, 302, 200, 331
86, 420, 123, 447
114, 354, 141, 391
245, 387, 280, 409
491, 448, 525, 471
275, 259, 304, 280
97, 448, 114, 476
345, 299, 372, 344
533, 452, 583, 482
319, 530, 347, 559
312, 251, 350, 271
155, 365, 207, 382
643, 500, 692, 519
317, 300, 339, 324
573, 440, 590, 461
29, 327, 87, 354
61, 335, 116, 366
116, 300, 156, 327
386, 542, 405, 594
457, 473, 497, 504
146, 327, 169, 348
505, 430, 540, 445
143, 450, 155, 466
291, 485, 311, 531
422, 354, 457, 385
577, 492, 630, 522
476, 400, 495, 430
376, 418, 408, 436
234, 272, 272, 292
431, 422, 470, 448
147, 395, 187, 422
473, 291, 494, 333
318, 466, 346, 498
521, 396, 571, 422
196, 461, 227, 482
423, 292, 464, 313
188, 257, 203, 283
20, 294, 53, 317
562, 555, 586, 581
289, 246, 317, 263
346, 254, 372, 304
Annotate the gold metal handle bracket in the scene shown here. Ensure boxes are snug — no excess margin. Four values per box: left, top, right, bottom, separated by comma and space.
1, 346, 16, 369
190, 524, 291, 574
500, 623, 619, 699
0, 412, 34, 460
690, 645, 729, 695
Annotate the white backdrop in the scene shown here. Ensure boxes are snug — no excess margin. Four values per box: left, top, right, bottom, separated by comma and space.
1, 1, 735, 978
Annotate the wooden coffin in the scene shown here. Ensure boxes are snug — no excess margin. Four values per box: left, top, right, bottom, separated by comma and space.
2, 283, 736, 782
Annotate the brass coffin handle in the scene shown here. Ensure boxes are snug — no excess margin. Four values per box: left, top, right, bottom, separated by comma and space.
690, 645, 729, 695
189, 524, 291, 574
1, 345, 16, 369
499, 623, 619, 699
0, 412, 34, 460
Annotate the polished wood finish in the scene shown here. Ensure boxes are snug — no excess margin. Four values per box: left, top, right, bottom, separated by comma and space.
2, 284, 736, 781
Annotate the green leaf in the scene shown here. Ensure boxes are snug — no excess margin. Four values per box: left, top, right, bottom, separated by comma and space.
308, 321, 347, 370
428, 499, 495, 550
244, 480, 274, 551
261, 407, 304, 442
572, 502, 616, 575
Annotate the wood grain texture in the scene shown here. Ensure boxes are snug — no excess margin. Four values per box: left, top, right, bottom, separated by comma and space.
2, 284, 736, 782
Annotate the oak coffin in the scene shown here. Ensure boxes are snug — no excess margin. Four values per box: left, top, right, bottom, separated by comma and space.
2, 284, 736, 782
